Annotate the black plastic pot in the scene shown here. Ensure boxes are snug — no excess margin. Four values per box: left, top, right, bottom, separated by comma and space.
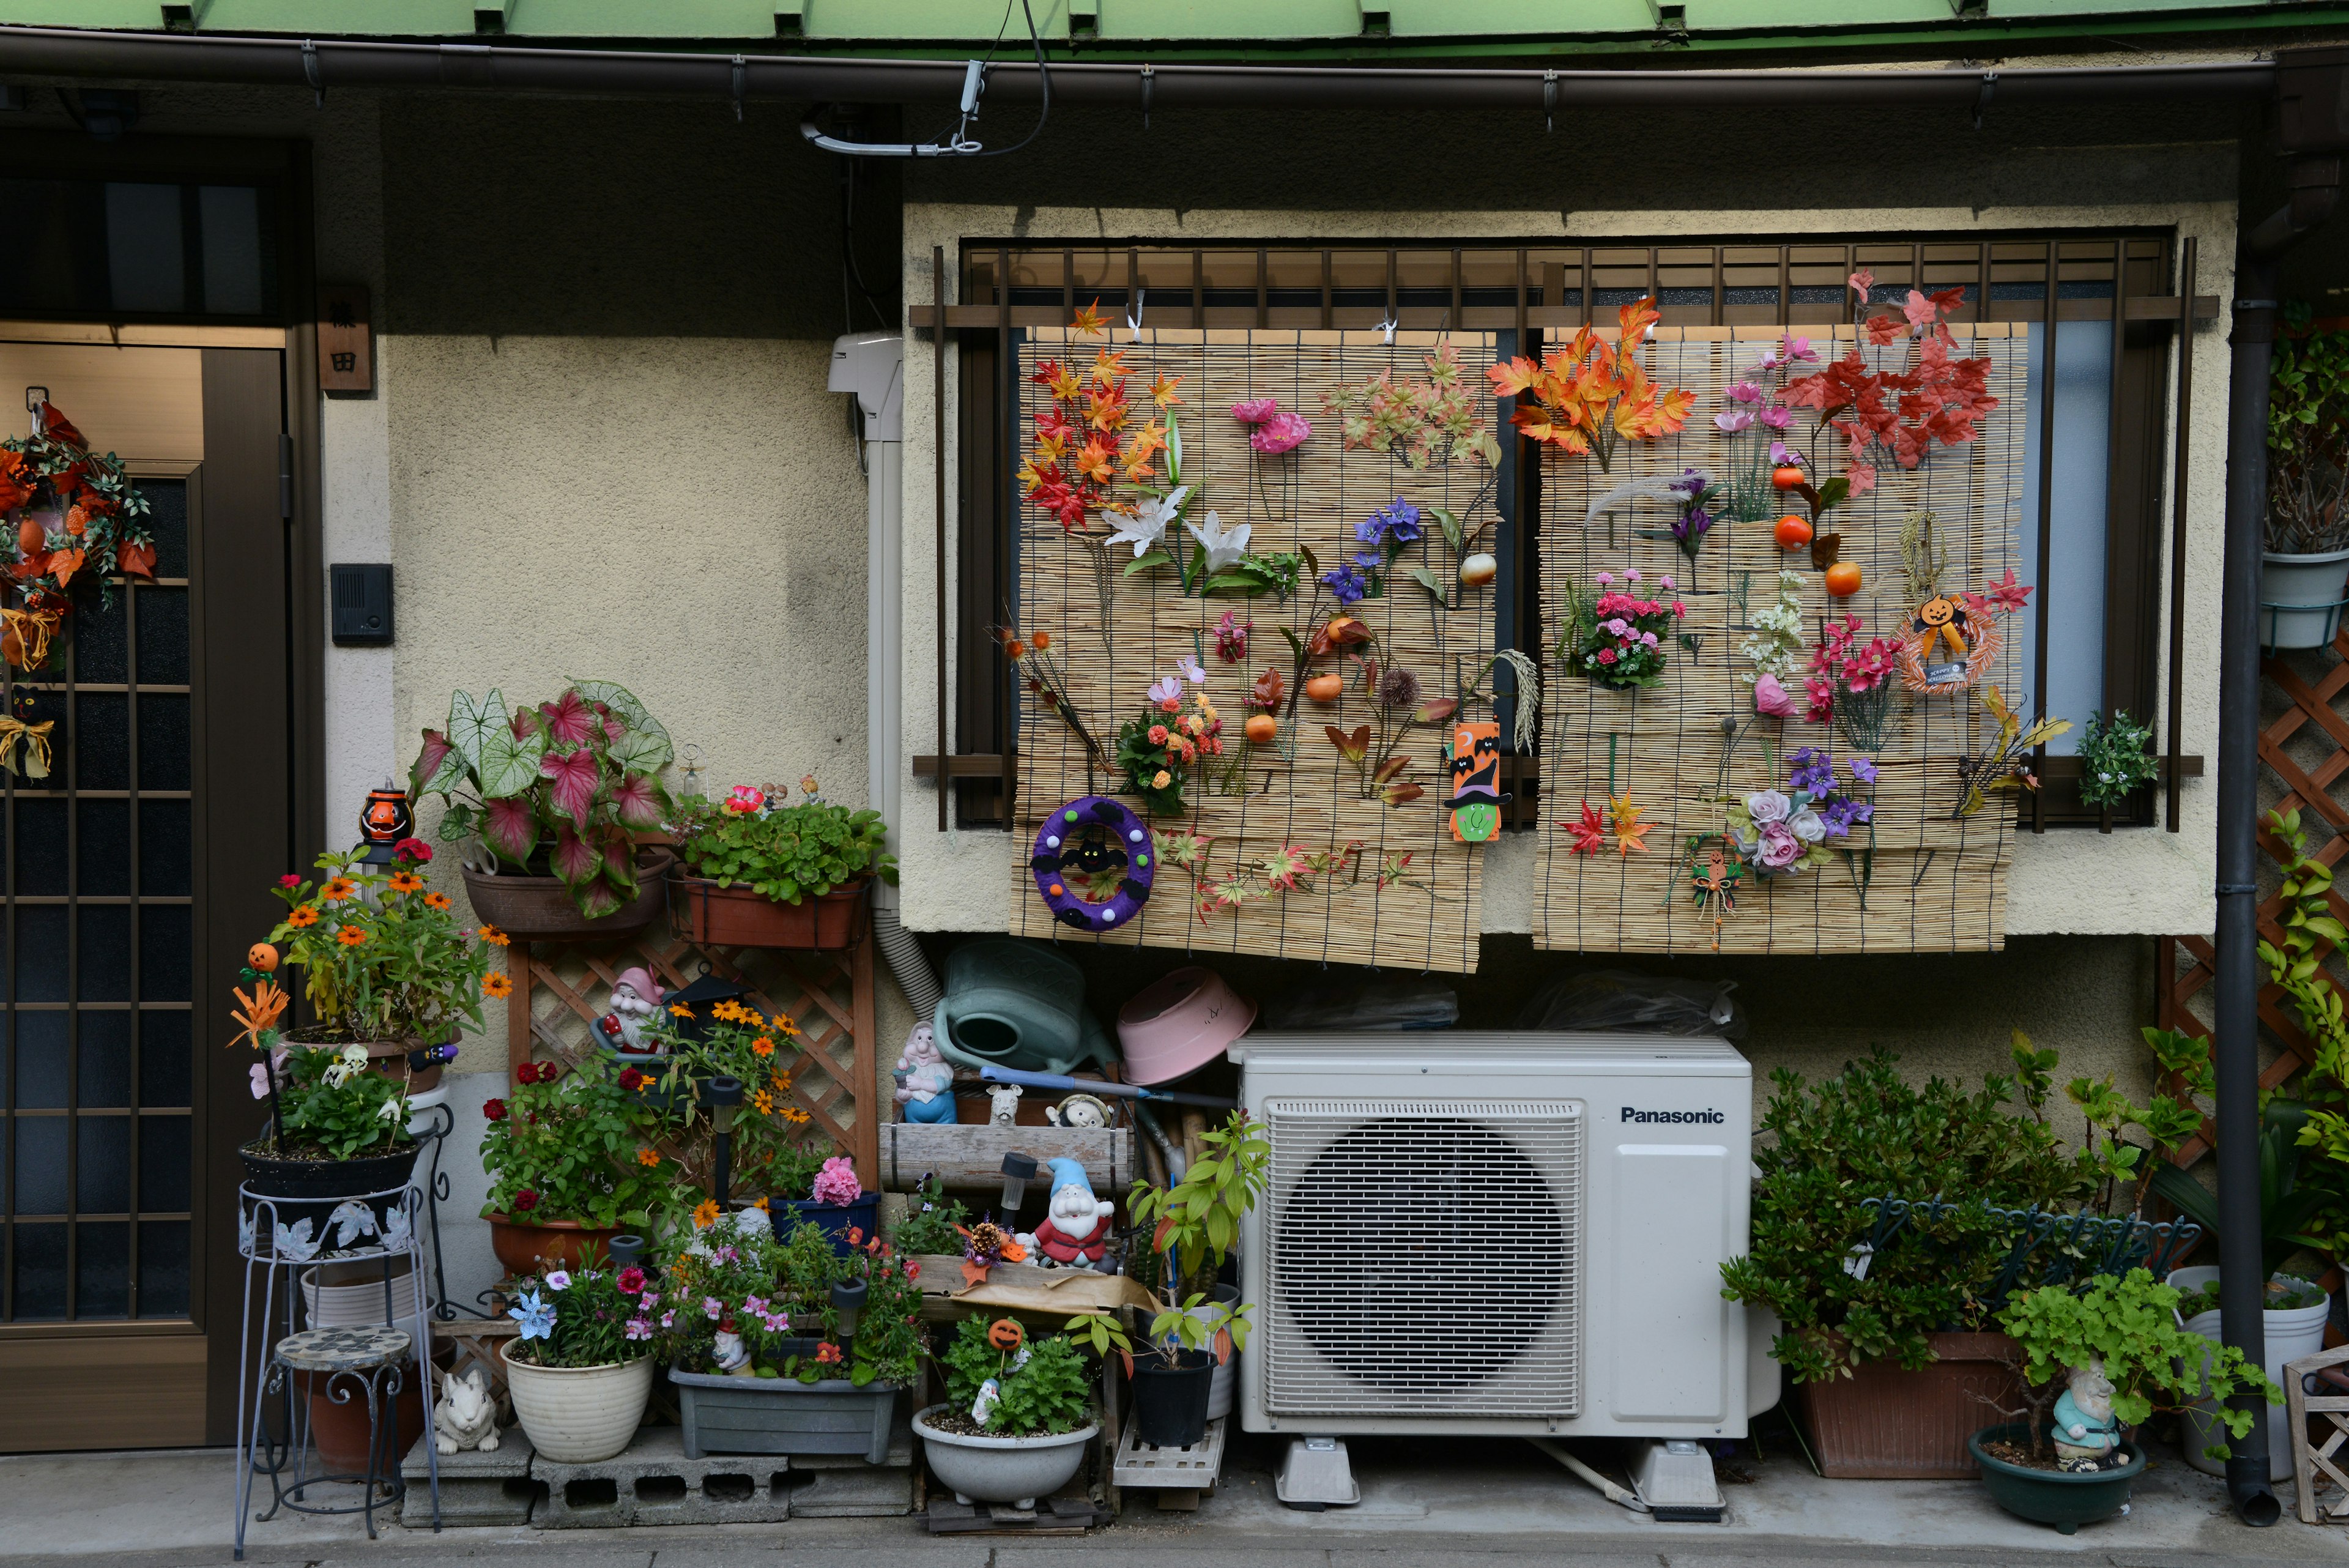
238, 1140, 421, 1245
1130, 1349, 1216, 1449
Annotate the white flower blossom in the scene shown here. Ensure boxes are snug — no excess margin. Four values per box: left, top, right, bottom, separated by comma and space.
1184, 509, 1251, 574
1104, 485, 1189, 558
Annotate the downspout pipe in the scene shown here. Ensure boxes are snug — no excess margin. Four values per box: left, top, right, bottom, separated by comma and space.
2215, 57, 2343, 1517
0, 24, 2281, 110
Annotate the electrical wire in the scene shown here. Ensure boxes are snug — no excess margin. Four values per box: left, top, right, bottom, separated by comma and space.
970, 0, 1051, 160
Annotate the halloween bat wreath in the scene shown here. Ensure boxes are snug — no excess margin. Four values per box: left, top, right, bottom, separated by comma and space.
1031, 795, 1156, 931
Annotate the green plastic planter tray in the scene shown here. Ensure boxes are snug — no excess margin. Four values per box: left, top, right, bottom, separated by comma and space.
1967, 1422, 2143, 1534
671, 1362, 900, 1463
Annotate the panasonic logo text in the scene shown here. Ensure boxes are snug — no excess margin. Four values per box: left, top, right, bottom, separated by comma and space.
1619, 1107, 1726, 1124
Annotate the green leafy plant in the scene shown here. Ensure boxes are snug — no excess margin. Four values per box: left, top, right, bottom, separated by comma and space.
937, 1317, 1097, 1437
478, 1055, 680, 1230
891, 1173, 971, 1256
672, 778, 896, 905
638, 995, 836, 1203
1994, 1269, 2279, 1462
506, 1263, 655, 1370
2076, 710, 2157, 810
2267, 307, 2349, 554
269, 1041, 414, 1161
409, 682, 674, 917
1720, 1042, 2096, 1384
1127, 1112, 1266, 1367
2249, 807, 2349, 1263
267, 844, 491, 1045
2174, 1274, 2326, 1319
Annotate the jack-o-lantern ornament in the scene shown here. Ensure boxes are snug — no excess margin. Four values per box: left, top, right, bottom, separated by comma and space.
360, 784, 412, 849
1911, 593, 1971, 663
987, 1318, 1026, 1350
248, 942, 279, 973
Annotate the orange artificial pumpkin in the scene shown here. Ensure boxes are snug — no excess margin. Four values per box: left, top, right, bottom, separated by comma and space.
987, 1318, 1026, 1350
1824, 561, 1863, 598
1244, 713, 1278, 745
1771, 465, 1807, 491
15, 517, 40, 555
248, 942, 280, 973
1304, 674, 1344, 704
1773, 515, 1813, 551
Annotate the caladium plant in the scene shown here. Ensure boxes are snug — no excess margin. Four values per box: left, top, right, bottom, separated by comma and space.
410, 682, 674, 917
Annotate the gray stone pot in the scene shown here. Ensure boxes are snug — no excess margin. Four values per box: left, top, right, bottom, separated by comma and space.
2262, 547, 2349, 649
912, 1403, 1097, 1507
671, 1362, 900, 1463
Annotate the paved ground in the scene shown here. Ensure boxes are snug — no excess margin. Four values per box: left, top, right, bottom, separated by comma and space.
9, 1425, 2349, 1568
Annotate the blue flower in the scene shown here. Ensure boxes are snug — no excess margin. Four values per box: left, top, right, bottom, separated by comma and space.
1321, 563, 1370, 606
1351, 548, 1384, 570
1375, 497, 1423, 543
510, 1290, 557, 1342
1848, 756, 1879, 787
1787, 747, 1835, 800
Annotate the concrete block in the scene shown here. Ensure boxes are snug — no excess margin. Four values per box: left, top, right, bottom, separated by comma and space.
790, 1413, 916, 1517
398, 1427, 540, 1527
532, 1426, 798, 1527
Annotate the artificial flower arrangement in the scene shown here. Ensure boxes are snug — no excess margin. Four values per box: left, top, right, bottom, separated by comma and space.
409, 682, 674, 917
996, 626, 1111, 776
1725, 747, 1877, 879
1488, 295, 1694, 471
267, 840, 495, 1049
506, 1261, 659, 1370
1804, 614, 1904, 752
478, 1054, 680, 1232
1022, 303, 1179, 626
636, 996, 831, 1205
1779, 273, 1998, 503
670, 775, 896, 907
661, 1206, 926, 1388
1115, 658, 1225, 817
1, 399, 157, 671
1557, 568, 1687, 691
1953, 686, 2071, 819
2077, 710, 2158, 810
1231, 396, 1311, 455
1712, 334, 1822, 524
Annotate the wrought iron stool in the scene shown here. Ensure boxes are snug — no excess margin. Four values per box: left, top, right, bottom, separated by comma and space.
251, 1325, 414, 1541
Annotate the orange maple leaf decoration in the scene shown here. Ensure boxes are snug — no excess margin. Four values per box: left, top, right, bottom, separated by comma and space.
1070, 298, 1108, 336
1608, 795, 1653, 857
1486, 296, 1693, 472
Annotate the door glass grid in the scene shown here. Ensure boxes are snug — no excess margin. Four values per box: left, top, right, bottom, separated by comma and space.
4, 475, 193, 1322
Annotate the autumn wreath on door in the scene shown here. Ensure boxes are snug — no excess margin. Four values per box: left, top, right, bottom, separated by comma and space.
2, 398, 157, 677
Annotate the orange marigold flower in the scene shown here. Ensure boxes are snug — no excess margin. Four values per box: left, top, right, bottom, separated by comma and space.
336, 926, 369, 948
477, 924, 510, 946
753, 1088, 774, 1115
386, 872, 425, 894
692, 1198, 721, 1229
669, 1003, 695, 1019
424, 891, 453, 910
636, 1148, 661, 1167
287, 905, 319, 928
781, 1105, 811, 1126
751, 1036, 774, 1057
770, 1071, 792, 1093
771, 1014, 800, 1036
483, 972, 514, 998
319, 877, 357, 903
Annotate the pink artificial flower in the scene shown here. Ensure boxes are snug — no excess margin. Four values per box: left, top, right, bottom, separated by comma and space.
812, 1154, 863, 1207
1660, 575, 1675, 592
1597, 648, 1619, 664
1753, 674, 1797, 718
1724, 381, 1763, 404
1671, 601, 1687, 617
1759, 406, 1792, 430
1215, 611, 1250, 663
1596, 572, 1614, 586
1757, 821, 1803, 869
1715, 410, 1756, 434
1804, 675, 1837, 725
1625, 569, 1641, 583
1230, 397, 1278, 425
1252, 411, 1312, 455
1147, 675, 1182, 708
724, 785, 765, 816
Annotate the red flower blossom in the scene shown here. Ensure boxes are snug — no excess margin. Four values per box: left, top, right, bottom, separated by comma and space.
277, 874, 302, 888
815, 1342, 843, 1364
618, 1067, 645, 1091
392, 836, 434, 863
514, 1188, 538, 1211
616, 1266, 647, 1294
483, 1098, 508, 1121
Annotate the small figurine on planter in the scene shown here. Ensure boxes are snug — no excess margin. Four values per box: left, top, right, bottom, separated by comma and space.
434, 1366, 502, 1454
1045, 1093, 1111, 1129
893, 1022, 957, 1124
986, 1083, 1023, 1126
596, 967, 667, 1057
1017, 1157, 1115, 1269
711, 1317, 754, 1377
2052, 1359, 2125, 1472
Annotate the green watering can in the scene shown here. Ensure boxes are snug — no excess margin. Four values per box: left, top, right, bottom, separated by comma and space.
932, 937, 1118, 1077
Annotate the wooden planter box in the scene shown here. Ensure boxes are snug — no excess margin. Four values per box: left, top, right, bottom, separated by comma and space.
671, 1364, 900, 1463
881, 1121, 1135, 1194
1795, 1331, 2025, 1478
668, 874, 870, 950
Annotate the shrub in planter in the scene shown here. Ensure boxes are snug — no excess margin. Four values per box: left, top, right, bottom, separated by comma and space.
410, 682, 675, 920
501, 1262, 659, 1462
479, 1054, 681, 1253
889, 1173, 971, 1257
1124, 1112, 1266, 1445
918, 1317, 1102, 1506
634, 997, 844, 1219
669, 779, 896, 947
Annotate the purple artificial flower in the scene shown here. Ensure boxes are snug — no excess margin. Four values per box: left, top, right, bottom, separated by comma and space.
1351, 548, 1383, 570
1321, 563, 1370, 606
1668, 466, 1712, 498
1375, 497, 1423, 543
1724, 380, 1764, 404
1759, 406, 1792, 430
1848, 756, 1879, 786
1787, 747, 1835, 800
1768, 440, 1802, 467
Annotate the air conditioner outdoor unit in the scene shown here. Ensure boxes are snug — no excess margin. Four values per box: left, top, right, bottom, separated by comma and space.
1233, 1032, 1776, 1445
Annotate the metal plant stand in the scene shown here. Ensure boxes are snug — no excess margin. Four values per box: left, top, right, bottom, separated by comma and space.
232, 1180, 440, 1558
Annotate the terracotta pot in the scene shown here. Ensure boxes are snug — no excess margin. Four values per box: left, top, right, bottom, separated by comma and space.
459, 847, 674, 942
1795, 1331, 2024, 1478
500, 1340, 654, 1463
486, 1216, 623, 1277
667, 872, 870, 950
304, 1361, 431, 1474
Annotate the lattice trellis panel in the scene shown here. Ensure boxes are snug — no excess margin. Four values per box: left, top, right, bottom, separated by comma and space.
1006, 327, 1508, 973
1534, 324, 2031, 954
502, 929, 878, 1186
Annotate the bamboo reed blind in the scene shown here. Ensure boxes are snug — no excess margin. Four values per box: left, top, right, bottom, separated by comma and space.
1006, 327, 1503, 972
1535, 324, 2032, 954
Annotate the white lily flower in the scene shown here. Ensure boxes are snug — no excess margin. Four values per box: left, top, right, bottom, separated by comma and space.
1105, 486, 1188, 559
1184, 509, 1250, 574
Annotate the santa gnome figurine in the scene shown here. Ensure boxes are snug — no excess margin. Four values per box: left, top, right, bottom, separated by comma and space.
1017, 1157, 1115, 1269
595, 967, 666, 1055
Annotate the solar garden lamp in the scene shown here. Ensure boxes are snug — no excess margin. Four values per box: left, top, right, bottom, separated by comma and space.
707, 1075, 744, 1207
831, 1277, 869, 1360
999, 1152, 1038, 1218
606, 1235, 646, 1269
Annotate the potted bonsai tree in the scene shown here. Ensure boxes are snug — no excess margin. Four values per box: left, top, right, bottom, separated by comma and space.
915, 1315, 1104, 1508
666, 1208, 925, 1463
668, 776, 896, 949
500, 1260, 661, 1462
1970, 1269, 2277, 1534
478, 1054, 680, 1275
409, 682, 677, 937
1124, 1110, 1266, 1446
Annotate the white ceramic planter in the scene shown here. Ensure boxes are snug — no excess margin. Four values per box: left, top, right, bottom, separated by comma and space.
300, 1260, 429, 1355
912, 1403, 1097, 1507
500, 1342, 655, 1462
2262, 548, 2349, 650
2168, 1266, 2329, 1482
